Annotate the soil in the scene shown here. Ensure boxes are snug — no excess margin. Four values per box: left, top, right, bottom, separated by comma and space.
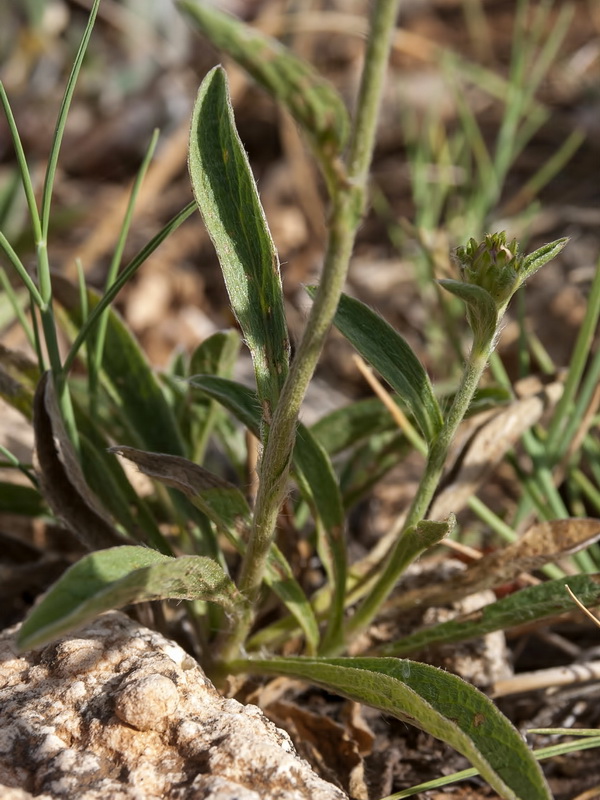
1, 1, 600, 798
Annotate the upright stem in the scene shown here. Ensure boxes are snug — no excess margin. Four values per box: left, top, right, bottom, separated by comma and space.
220, 0, 402, 662
345, 343, 492, 640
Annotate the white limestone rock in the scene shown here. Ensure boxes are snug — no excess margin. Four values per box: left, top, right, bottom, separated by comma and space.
0, 612, 348, 800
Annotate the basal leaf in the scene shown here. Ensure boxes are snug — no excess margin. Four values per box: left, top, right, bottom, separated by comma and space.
187, 330, 241, 462
0, 343, 39, 420
110, 445, 251, 537
309, 289, 443, 444
0, 482, 46, 516
178, 1, 349, 156
53, 276, 186, 457
111, 445, 319, 652
189, 66, 290, 427
379, 573, 600, 656
230, 656, 551, 800
189, 374, 262, 436
17, 545, 247, 651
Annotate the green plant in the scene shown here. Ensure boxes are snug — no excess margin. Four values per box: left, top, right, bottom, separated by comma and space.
1, 2, 599, 799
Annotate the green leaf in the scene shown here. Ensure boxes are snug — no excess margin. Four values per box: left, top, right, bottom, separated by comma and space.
190, 330, 241, 378
379, 573, 600, 657
0, 343, 39, 420
189, 374, 262, 434
293, 425, 346, 654
110, 445, 319, 653
188, 66, 290, 426
519, 237, 568, 287
0, 482, 46, 516
187, 330, 241, 462
17, 545, 247, 651
53, 276, 186, 457
178, 1, 349, 156
310, 289, 443, 444
230, 656, 551, 800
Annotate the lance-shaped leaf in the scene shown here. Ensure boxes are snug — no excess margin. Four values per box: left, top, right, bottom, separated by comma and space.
379, 573, 600, 657
110, 446, 251, 538
187, 330, 241, 462
0, 483, 46, 516
53, 276, 186, 457
308, 289, 443, 444
189, 66, 290, 427
110, 445, 319, 652
229, 656, 551, 800
518, 237, 568, 287
178, 1, 349, 156
17, 545, 247, 651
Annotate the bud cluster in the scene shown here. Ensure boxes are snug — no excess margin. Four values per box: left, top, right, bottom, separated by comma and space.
453, 232, 524, 305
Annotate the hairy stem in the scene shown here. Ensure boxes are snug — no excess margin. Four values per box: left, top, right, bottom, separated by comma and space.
220, 0, 402, 662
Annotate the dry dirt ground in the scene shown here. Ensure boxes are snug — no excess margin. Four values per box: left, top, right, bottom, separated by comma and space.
1, 1, 600, 798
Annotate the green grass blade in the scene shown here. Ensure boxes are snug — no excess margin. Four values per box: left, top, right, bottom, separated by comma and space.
378, 574, 600, 656
40, 0, 100, 241
312, 289, 443, 443
188, 67, 290, 430
91, 128, 160, 401
17, 545, 248, 651
63, 202, 196, 374
178, 1, 349, 160
0, 231, 43, 308
383, 736, 600, 799
0, 83, 43, 245
230, 656, 552, 800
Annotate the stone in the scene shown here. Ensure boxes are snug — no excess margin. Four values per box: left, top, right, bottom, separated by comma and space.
0, 611, 348, 800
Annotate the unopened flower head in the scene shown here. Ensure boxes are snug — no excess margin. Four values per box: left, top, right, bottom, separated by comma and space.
454, 232, 524, 305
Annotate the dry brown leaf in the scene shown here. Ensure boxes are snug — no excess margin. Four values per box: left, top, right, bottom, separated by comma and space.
386, 518, 600, 613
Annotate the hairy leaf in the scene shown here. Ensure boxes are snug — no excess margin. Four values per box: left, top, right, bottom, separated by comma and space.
230, 656, 551, 800
178, 1, 349, 155
379, 574, 600, 656
189, 66, 289, 427
17, 545, 247, 651
309, 289, 443, 444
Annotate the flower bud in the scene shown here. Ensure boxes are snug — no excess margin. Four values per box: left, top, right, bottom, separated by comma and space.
453, 232, 524, 305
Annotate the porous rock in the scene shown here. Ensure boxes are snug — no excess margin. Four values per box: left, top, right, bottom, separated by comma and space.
0, 611, 348, 800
